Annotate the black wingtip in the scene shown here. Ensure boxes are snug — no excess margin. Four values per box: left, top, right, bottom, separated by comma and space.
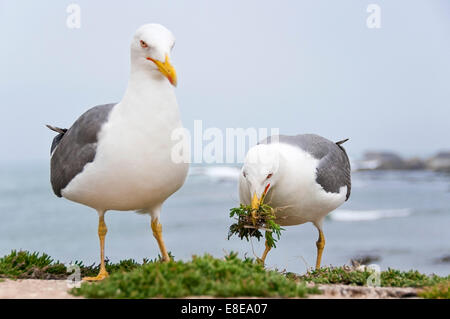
336, 138, 349, 145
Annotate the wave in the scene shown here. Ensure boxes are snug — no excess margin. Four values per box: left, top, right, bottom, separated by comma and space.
329, 208, 411, 222
351, 159, 380, 171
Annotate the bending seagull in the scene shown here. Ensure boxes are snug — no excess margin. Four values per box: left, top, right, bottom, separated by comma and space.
239, 134, 351, 269
47, 24, 188, 281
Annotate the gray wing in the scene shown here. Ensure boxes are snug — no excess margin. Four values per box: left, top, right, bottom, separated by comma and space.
48, 103, 115, 197
261, 134, 351, 201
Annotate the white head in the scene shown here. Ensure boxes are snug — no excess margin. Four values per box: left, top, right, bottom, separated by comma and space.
241, 144, 282, 209
130, 23, 177, 86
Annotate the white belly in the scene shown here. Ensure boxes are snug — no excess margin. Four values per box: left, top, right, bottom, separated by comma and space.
61, 102, 189, 212
268, 183, 347, 226
268, 153, 347, 226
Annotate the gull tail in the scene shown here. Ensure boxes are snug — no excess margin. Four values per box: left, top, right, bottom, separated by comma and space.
336, 138, 349, 145
46, 125, 68, 155
46, 124, 67, 134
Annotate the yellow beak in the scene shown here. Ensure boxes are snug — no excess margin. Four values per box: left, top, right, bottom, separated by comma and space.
251, 184, 271, 210
250, 184, 271, 226
251, 192, 262, 210
147, 54, 178, 86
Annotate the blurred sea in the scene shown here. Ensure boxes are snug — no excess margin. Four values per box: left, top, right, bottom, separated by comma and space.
0, 161, 449, 275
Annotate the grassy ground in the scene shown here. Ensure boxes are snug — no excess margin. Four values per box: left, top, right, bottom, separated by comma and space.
291, 265, 450, 288
71, 253, 318, 298
0, 250, 146, 279
418, 281, 450, 299
0, 250, 449, 298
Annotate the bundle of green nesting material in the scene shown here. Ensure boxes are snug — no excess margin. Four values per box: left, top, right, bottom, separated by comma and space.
228, 202, 284, 249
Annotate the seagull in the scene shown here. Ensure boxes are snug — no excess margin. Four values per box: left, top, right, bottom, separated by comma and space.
46, 24, 189, 281
239, 134, 351, 269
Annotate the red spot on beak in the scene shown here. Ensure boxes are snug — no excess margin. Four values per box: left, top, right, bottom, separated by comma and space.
263, 184, 271, 196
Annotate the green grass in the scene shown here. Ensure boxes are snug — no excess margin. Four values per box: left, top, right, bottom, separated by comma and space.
0, 250, 147, 280
228, 203, 284, 248
71, 253, 319, 298
1, 250, 449, 299
418, 281, 450, 299
289, 265, 450, 288
0, 250, 66, 279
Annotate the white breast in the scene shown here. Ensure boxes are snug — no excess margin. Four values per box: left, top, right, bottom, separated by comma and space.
61, 77, 189, 213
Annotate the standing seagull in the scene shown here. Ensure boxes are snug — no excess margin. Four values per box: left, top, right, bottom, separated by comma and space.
47, 24, 189, 281
239, 134, 351, 269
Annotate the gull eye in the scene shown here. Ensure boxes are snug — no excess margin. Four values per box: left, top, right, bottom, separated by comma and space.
243, 171, 247, 178
266, 173, 273, 179
140, 40, 148, 48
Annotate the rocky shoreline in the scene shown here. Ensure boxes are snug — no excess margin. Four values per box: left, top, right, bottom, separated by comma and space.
353, 151, 450, 172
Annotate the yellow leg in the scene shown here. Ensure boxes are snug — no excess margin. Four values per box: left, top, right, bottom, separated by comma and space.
257, 236, 272, 265
83, 214, 109, 281
315, 229, 325, 270
151, 218, 170, 262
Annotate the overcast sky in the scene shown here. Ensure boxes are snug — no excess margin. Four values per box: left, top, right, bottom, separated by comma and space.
0, 0, 449, 163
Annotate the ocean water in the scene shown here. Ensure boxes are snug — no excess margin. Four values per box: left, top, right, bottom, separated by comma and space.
0, 162, 449, 276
